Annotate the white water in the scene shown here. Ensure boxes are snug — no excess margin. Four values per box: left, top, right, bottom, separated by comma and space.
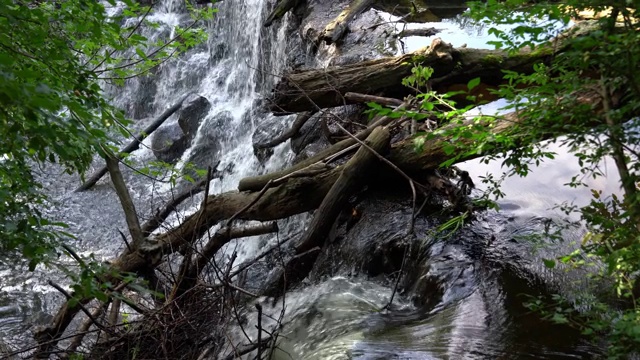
0, 0, 297, 351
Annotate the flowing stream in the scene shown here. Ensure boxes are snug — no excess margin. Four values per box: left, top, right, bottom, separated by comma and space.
0, 1, 616, 358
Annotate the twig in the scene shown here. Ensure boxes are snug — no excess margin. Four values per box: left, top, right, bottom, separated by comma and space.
48, 281, 112, 335
221, 336, 272, 360
66, 300, 110, 353
256, 303, 263, 359
60, 243, 87, 268
140, 173, 214, 236
117, 229, 132, 252
383, 240, 409, 310
254, 111, 316, 149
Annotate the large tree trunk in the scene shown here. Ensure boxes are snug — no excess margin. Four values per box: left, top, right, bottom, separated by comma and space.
269, 22, 599, 113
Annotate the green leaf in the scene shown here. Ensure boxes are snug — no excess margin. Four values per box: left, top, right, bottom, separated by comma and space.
543, 259, 556, 269
467, 77, 481, 91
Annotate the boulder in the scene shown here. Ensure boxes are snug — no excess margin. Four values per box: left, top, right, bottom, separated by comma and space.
178, 94, 211, 139
150, 122, 189, 163
181, 111, 229, 180
252, 111, 289, 163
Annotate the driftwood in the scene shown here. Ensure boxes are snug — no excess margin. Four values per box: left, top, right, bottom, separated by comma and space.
74, 93, 191, 192
264, 0, 298, 27
269, 21, 602, 113
296, 126, 390, 253
320, 0, 374, 44
239, 102, 408, 191
254, 111, 315, 149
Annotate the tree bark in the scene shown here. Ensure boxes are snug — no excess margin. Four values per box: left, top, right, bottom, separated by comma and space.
269, 23, 599, 113
296, 126, 390, 253
264, 0, 298, 27
320, 0, 375, 44
105, 155, 144, 247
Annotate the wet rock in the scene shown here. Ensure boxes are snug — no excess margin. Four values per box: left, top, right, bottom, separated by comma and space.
150, 122, 189, 163
148, 95, 212, 164
299, 1, 399, 67
252, 114, 290, 162
293, 140, 331, 164
208, 110, 235, 138
131, 74, 158, 119
291, 113, 323, 154
310, 196, 430, 278
178, 94, 212, 139
179, 110, 234, 183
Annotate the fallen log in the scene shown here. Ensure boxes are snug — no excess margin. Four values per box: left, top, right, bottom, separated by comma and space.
264, 0, 298, 27
296, 126, 390, 253
320, 0, 375, 44
239, 102, 408, 191
74, 93, 191, 192
269, 23, 598, 113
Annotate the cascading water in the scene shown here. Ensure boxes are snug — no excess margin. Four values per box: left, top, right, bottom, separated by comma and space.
0, 0, 295, 351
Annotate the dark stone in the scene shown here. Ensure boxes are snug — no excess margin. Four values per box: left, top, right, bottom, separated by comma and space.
251, 112, 290, 163
178, 94, 212, 139
292, 140, 330, 164
291, 113, 323, 154
150, 122, 189, 163
181, 111, 229, 181
183, 140, 220, 179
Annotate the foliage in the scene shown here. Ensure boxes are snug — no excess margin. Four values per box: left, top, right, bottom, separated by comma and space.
0, 0, 214, 269
465, 0, 640, 356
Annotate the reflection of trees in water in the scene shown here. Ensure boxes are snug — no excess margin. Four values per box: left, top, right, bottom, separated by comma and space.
449, 15, 487, 37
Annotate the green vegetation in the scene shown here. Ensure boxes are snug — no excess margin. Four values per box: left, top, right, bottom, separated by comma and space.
0, 0, 214, 269
376, 0, 640, 356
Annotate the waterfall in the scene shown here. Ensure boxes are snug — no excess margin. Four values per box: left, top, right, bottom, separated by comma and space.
0, 0, 296, 348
